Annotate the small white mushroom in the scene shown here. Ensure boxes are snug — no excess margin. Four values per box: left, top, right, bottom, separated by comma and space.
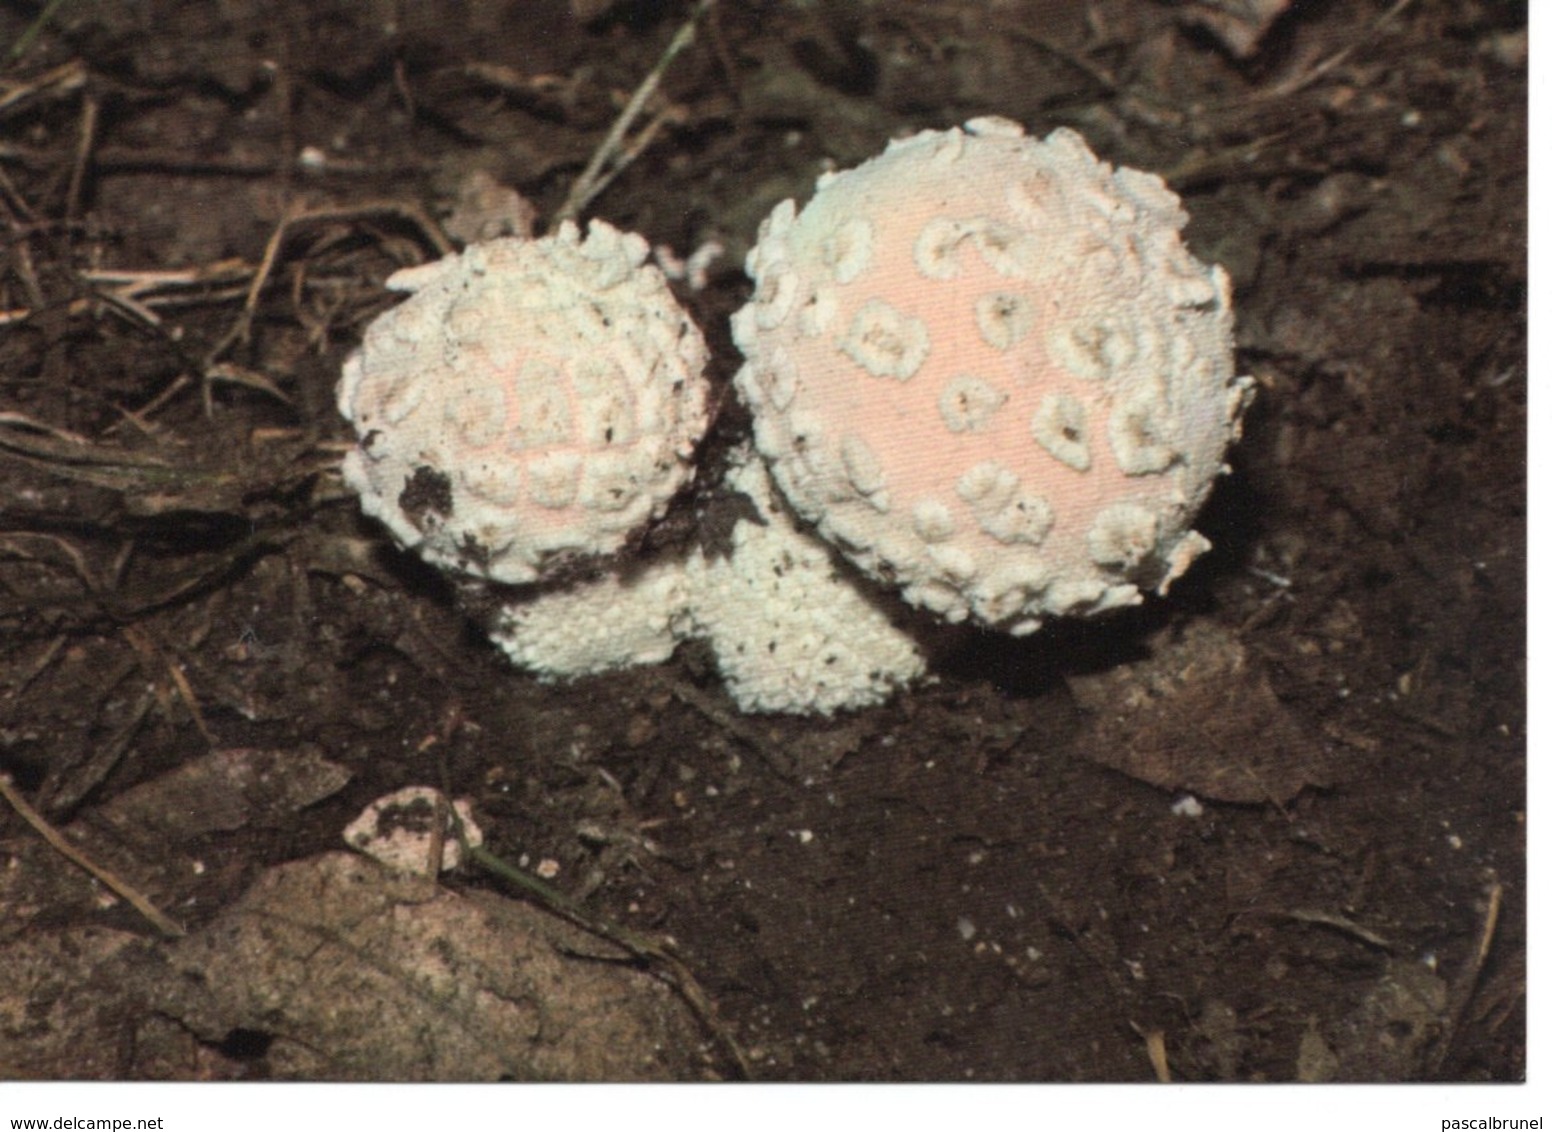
337, 220, 710, 585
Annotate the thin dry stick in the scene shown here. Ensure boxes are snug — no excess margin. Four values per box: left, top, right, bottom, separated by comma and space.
551, 0, 715, 228
203, 198, 304, 380
1254, 0, 1418, 101
1279, 907, 1394, 951
1429, 874, 1503, 1075
92, 284, 163, 329
0, 773, 185, 938
11, 235, 45, 310
426, 788, 449, 881
82, 261, 251, 292
12, 634, 66, 697
293, 198, 455, 257
567, 104, 681, 218
122, 624, 216, 744
65, 91, 96, 223
5, 0, 73, 63
198, 198, 453, 412
1137, 1025, 1170, 1083
442, 764, 751, 1080
465, 841, 752, 1079
1007, 25, 1118, 94
671, 680, 799, 782
0, 59, 85, 114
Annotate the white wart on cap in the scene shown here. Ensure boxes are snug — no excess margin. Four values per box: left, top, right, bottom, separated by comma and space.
338, 220, 710, 585
732, 118, 1255, 634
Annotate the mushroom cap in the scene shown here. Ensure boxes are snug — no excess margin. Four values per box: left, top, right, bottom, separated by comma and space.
338, 220, 710, 585
731, 118, 1254, 633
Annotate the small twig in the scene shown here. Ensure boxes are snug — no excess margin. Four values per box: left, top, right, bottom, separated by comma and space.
0, 773, 185, 938
0, 409, 95, 447
1160, 131, 1293, 191
0, 143, 419, 178
82, 260, 253, 294
9, 634, 66, 698
206, 361, 294, 405
552, 0, 715, 228
453, 815, 750, 1080
426, 788, 450, 880
203, 199, 303, 382
1006, 25, 1118, 94
1132, 1023, 1170, 1082
1275, 907, 1394, 951
565, 104, 682, 221
1253, 0, 1418, 101
65, 91, 96, 222
11, 234, 46, 310
92, 284, 163, 329
671, 680, 799, 782
0, 59, 84, 113
2, 247, 384, 331
4, 0, 74, 63
0, 530, 99, 592
117, 373, 193, 429
1429, 873, 1503, 1075
122, 624, 216, 745
199, 198, 453, 398
392, 56, 416, 122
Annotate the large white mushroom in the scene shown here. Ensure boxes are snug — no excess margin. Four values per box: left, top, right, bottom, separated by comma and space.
731, 117, 1255, 635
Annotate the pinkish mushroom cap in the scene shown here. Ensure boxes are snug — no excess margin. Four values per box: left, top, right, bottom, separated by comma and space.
732, 118, 1254, 634
338, 220, 710, 585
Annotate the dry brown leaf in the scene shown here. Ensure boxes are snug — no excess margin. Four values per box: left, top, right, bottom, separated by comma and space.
1068, 619, 1329, 804
93, 746, 351, 846
147, 852, 707, 1080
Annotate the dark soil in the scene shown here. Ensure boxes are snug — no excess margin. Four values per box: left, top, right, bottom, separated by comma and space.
0, 0, 1525, 1081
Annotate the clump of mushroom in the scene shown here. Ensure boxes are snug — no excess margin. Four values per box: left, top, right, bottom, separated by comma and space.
337, 219, 710, 585
338, 120, 1254, 715
731, 117, 1255, 635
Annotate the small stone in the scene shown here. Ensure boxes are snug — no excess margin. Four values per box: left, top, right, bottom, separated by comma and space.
343, 787, 482, 876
